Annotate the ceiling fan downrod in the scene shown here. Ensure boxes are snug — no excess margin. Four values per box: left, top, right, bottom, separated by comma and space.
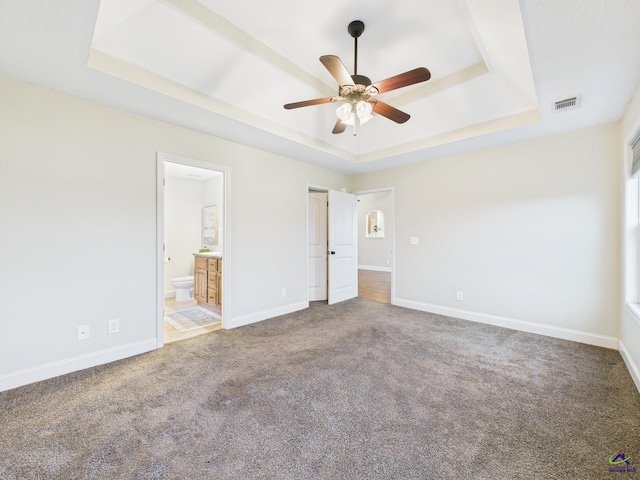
346, 20, 369, 136
348, 20, 365, 76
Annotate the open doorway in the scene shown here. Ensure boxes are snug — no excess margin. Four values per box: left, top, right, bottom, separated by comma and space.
356, 188, 395, 304
156, 153, 228, 347
308, 190, 328, 301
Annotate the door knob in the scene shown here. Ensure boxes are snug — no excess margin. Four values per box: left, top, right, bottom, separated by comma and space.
329, 251, 336, 255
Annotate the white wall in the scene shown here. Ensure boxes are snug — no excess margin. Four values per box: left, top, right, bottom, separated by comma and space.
0, 75, 349, 391
357, 191, 394, 270
203, 174, 224, 253
352, 124, 621, 348
620, 81, 640, 391
164, 175, 204, 292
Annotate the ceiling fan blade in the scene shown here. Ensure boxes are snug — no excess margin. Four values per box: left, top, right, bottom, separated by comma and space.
371, 67, 431, 94
320, 55, 354, 87
284, 97, 333, 109
332, 119, 347, 134
372, 100, 410, 124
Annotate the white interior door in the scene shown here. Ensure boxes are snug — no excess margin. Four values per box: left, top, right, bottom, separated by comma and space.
328, 190, 358, 305
308, 191, 328, 301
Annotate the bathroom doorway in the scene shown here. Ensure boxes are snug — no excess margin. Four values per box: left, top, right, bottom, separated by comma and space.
156, 152, 228, 347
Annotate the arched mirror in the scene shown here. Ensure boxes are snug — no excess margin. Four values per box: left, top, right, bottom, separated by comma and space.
366, 210, 384, 238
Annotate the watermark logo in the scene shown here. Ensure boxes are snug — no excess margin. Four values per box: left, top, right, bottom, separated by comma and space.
609, 451, 637, 474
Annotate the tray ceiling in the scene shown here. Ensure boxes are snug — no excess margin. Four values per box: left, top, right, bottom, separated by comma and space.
88, 0, 537, 164
1, 0, 639, 173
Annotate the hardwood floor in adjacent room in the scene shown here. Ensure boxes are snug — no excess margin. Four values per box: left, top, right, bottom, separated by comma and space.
358, 269, 391, 304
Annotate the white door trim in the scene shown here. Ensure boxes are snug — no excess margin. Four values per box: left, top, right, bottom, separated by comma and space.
156, 152, 230, 348
305, 184, 333, 304
308, 191, 328, 301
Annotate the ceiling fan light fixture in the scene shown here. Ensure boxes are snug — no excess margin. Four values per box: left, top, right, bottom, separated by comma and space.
336, 102, 353, 121
336, 100, 373, 129
343, 113, 356, 126
283, 20, 431, 135
356, 100, 373, 124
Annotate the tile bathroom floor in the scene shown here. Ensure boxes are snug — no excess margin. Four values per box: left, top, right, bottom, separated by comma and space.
164, 297, 222, 344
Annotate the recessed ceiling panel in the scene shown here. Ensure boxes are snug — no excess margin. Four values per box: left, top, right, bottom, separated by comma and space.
198, 0, 483, 80
89, 0, 539, 163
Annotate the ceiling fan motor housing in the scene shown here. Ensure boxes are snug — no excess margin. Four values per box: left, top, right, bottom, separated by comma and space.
351, 74, 371, 86
348, 20, 365, 38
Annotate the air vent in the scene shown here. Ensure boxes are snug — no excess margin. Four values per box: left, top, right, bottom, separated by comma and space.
553, 96, 581, 112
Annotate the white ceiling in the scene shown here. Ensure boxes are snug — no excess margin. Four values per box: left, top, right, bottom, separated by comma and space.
1, 0, 639, 174
164, 161, 221, 181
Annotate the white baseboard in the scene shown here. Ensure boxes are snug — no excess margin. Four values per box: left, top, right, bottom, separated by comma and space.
227, 301, 309, 329
619, 340, 640, 393
393, 297, 619, 350
358, 265, 392, 272
0, 338, 157, 393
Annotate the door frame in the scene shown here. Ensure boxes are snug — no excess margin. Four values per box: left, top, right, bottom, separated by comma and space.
306, 184, 334, 303
308, 190, 328, 301
156, 152, 230, 348
306, 184, 361, 304
354, 186, 396, 305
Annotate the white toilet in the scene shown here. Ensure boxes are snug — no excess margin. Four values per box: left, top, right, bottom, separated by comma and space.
171, 276, 194, 302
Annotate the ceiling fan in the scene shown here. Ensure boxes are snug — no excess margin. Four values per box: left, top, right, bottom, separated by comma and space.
284, 20, 431, 135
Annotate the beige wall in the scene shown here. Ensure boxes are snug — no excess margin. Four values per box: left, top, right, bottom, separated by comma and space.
2, 70, 637, 392
352, 124, 621, 346
357, 191, 394, 270
0, 75, 349, 389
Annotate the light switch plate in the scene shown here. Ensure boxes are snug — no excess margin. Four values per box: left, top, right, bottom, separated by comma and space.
410, 236, 419, 245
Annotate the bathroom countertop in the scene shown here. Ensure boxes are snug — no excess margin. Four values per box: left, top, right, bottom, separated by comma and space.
194, 252, 223, 258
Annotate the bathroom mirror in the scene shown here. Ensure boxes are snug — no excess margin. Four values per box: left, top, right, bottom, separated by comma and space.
202, 205, 218, 247
366, 210, 384, 238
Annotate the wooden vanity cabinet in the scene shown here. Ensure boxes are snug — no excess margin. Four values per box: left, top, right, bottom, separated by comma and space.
207, 259, 218, 305
194, 256, 208, 304
217, 259, 222, 305
194, 255, 222, 307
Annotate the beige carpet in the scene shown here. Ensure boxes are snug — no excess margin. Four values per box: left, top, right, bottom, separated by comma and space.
1, 298, 638, 479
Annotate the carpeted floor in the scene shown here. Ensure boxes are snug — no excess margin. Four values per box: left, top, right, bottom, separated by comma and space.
0, 298, 638, 479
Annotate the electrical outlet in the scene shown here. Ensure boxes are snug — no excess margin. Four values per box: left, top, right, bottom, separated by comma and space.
281, 288, 287, 298
108, 318, 120, 334
456, 291, 464, 301
77, 324, 90, 340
